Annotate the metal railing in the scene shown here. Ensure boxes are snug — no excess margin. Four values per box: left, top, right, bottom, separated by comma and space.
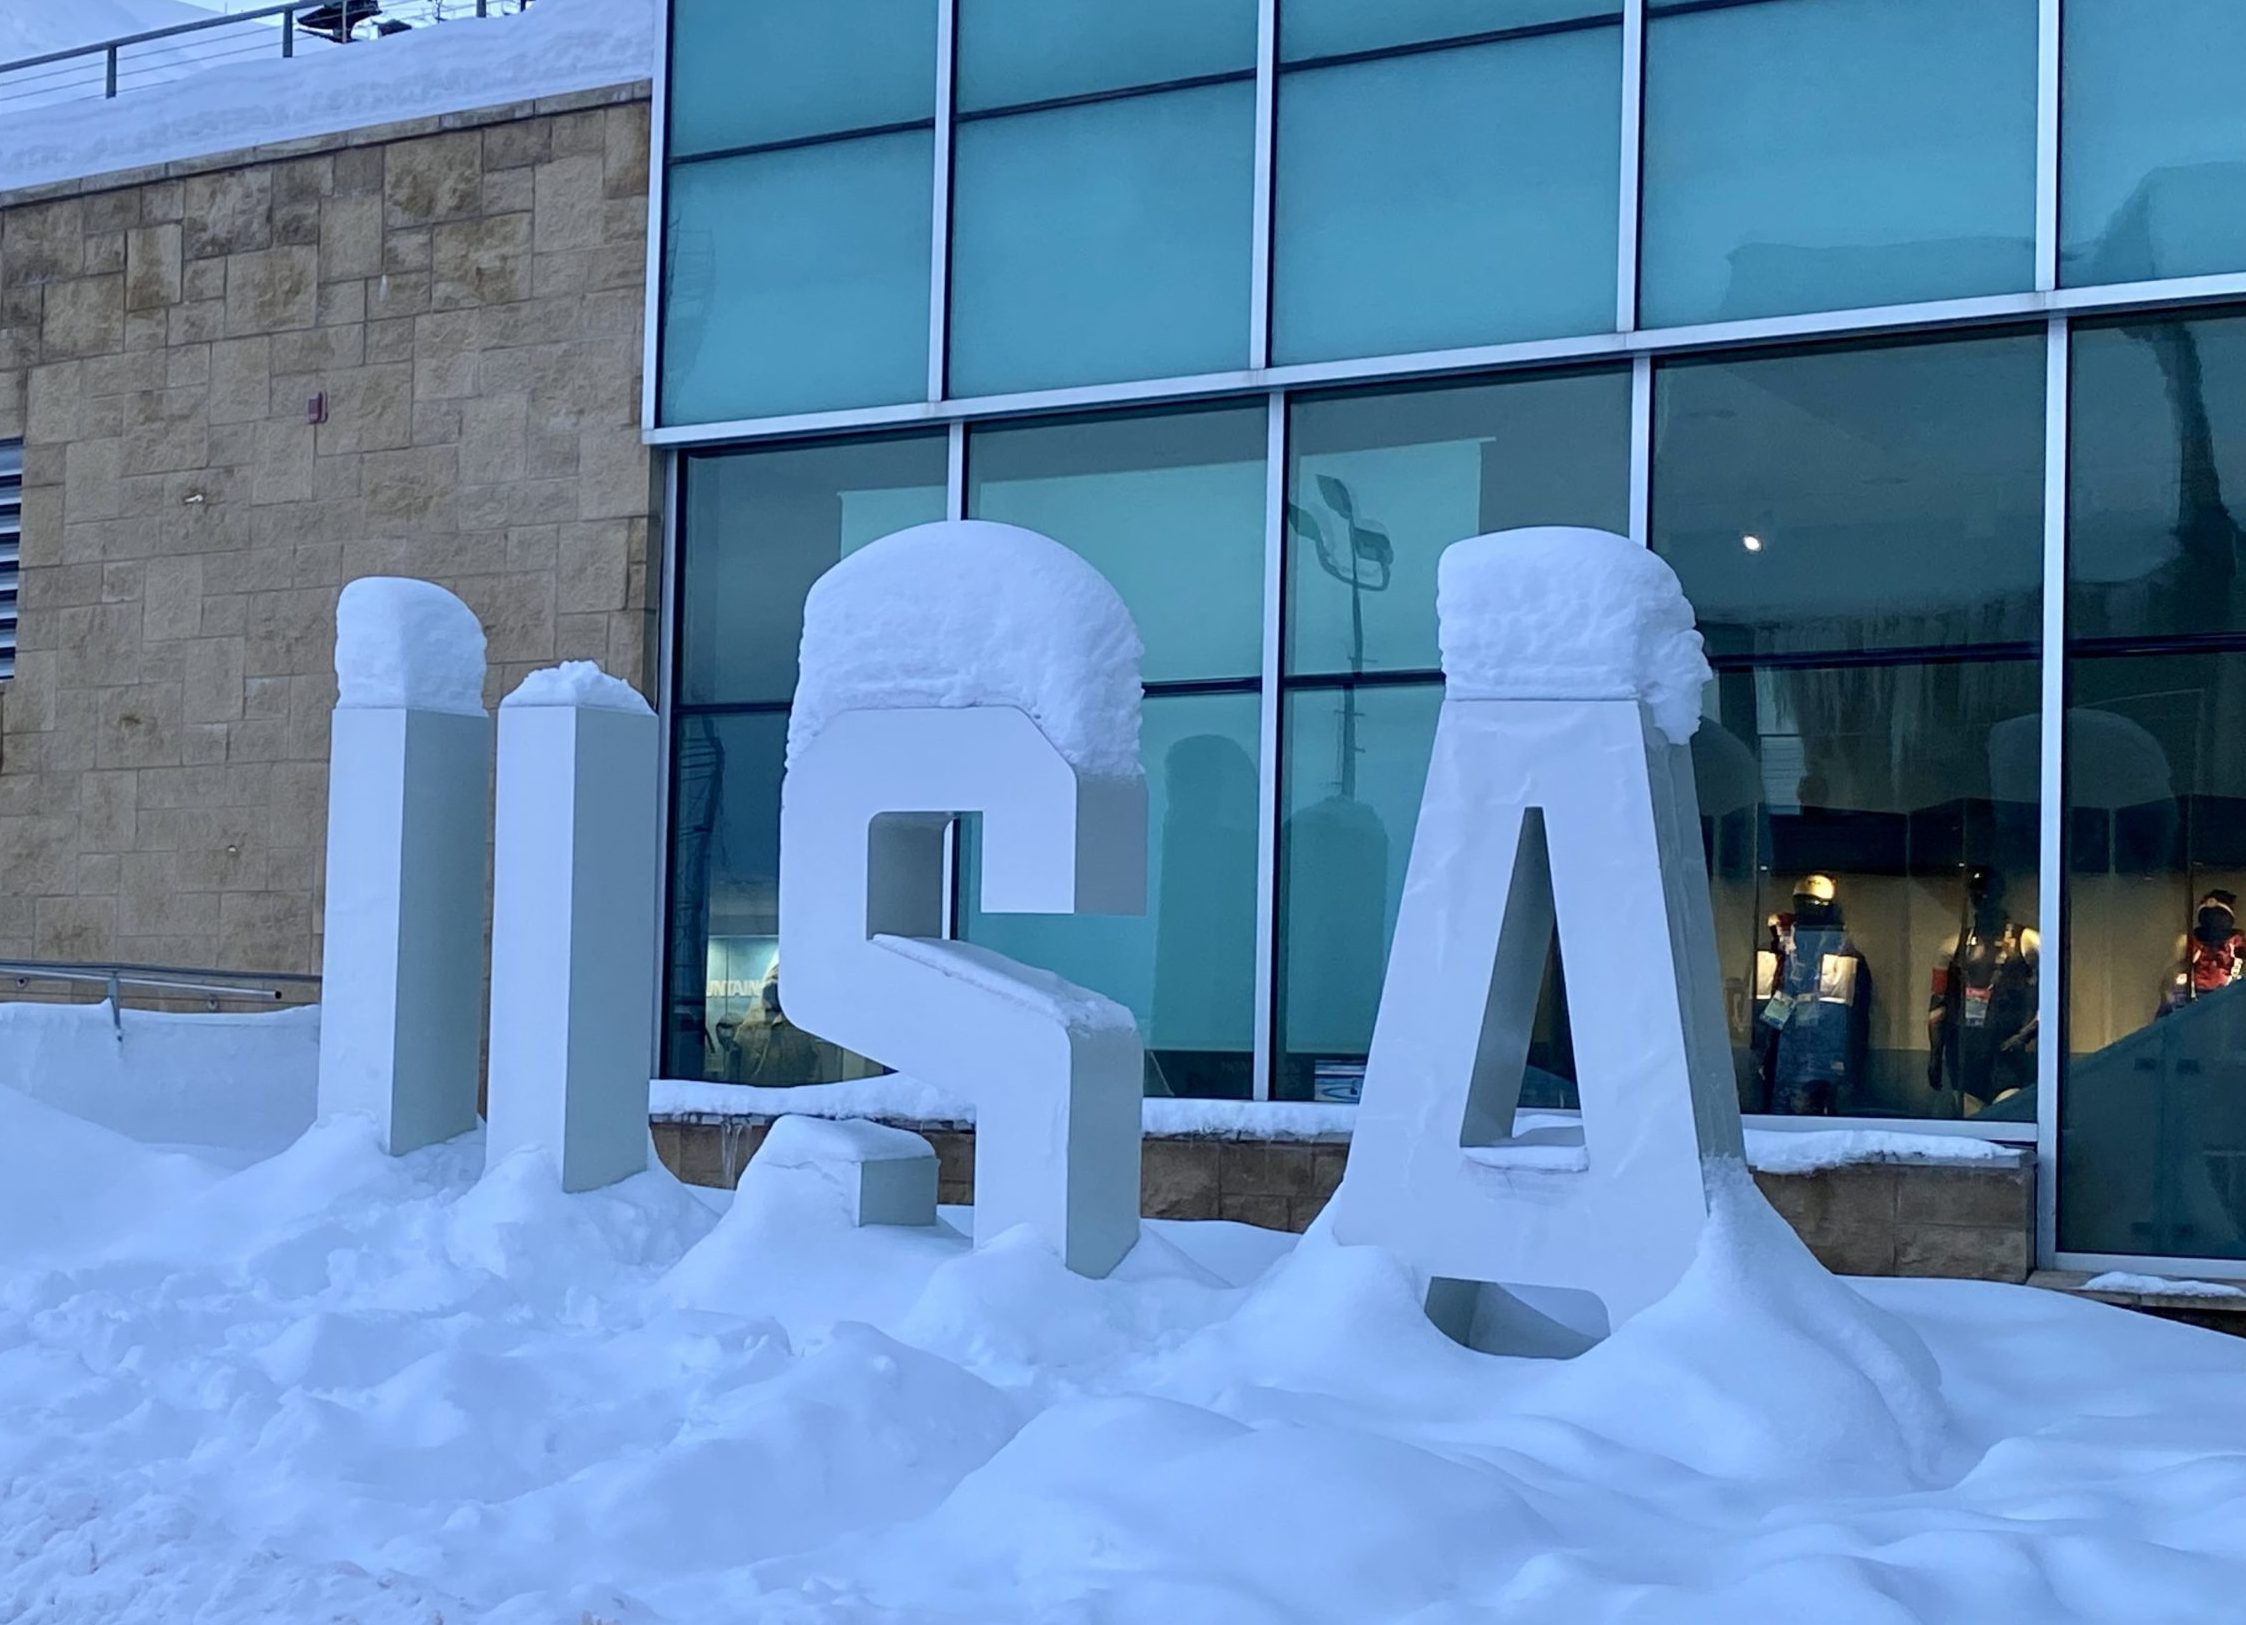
0, 958, 320, 1038
0, 2, 533, 117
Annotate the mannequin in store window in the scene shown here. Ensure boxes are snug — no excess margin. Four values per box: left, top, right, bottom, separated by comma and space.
1927, 866, 2038, 1114
2158, 889, 2246, 1018
1752, 873, 1872, 1115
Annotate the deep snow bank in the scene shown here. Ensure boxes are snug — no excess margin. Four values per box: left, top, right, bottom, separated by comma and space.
0, 999, 315, 1161
0, 1071, 2240, 1621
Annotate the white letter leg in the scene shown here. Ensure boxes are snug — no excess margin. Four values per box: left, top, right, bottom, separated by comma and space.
316, 707, 491, 1154
485, 697, 662, 1192
1327, 697, 1743, 1347
780, 707, 1147, 1278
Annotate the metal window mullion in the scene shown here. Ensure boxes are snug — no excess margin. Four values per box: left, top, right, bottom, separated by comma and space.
1616, 0, 1647, 332
946, 419, 967, 519
2035, 0, 2061, 293
1628, 353, 1653, 544
1251, 392, 1288, 1102
1248, 0, 1278, 371
650, 449, 683, 1078
2036, 313, 2069, 1269
639, 0, 672, 432
929, 0, 959, 401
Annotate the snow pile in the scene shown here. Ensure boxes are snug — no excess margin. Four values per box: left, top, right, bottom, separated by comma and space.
2085, 1270, 2246, 1300
1439, 527, 1713, 745
333, 576, 486, 715
502, 659, 651, 714
1, 1046, 2244, 1618
1744, 1126, 2023, 1174
0, 0, 656, 195
788, 520, 1145, 779
0, 1000, 315, 1163
878, 934, 1137, 1037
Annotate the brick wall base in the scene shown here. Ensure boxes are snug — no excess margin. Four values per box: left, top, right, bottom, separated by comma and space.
651, 1117, 2036, 1284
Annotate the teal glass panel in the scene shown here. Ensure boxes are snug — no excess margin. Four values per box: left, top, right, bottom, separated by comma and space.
661, 134, 933, 423
957, 0, 1256, 112
1273, 28, 1621, 363
962, 692, 1262, 1099
664, 710, 889, 1086
1282, 0, 1617, 61
668, 0, 936, 156
1651, 333, 2046, 659
678, 435, 949, 706
2063, 1, 2246, 287
1285, 369, 1630, 678
1275, 683, 1441, 1099
2061, 651, 2246, 1259
967, 404, 1267, 684
948, 83, 1255, 396
1640, 0, 2038, 327
2068, 313, 2246, 642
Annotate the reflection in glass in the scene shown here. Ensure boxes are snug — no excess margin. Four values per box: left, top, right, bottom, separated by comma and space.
677, 435, 949, 707
968, 404, 1268, 683
1653, 333, 2046, 659
1272, 26, 1621, 363
2062, 656, 2246, 1260
956, 0, 1256, 112
664, 711, 886, 1086
661, 137, 934, 423
1640, 0, 2037, 327
1286, 369, 1630, 677
1277, 684, 1440, 1099
667, 0, 936, 156
2069, 314, 2246, 642
1696, 664, 2043, 1119
963, 693, 1262, 1098
948, 84, 1256, 397
1281, 0, 1618, 60
2062, 1, 2246, 287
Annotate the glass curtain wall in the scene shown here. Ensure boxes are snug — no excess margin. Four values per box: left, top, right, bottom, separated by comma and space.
664, 433, 949, 1085
1651, 332, 2047, 1119
947, 0, 1259, 396
1276, 368, 1632, 1100
2062, 311, 2246, 1260
960, 403, 1269, 1098
658, 0, 937, 421
1271, 2, 1623, 363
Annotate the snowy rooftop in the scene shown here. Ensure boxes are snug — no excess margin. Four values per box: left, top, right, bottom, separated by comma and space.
0, 0, 655, 196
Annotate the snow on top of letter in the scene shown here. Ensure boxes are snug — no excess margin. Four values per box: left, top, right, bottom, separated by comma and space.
1437, 527, 1712, 745
788, 520, 1145, 779
334, 577, 487, 716
502, 660, 652, 715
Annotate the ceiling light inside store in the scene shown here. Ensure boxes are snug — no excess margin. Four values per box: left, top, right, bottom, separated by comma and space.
1741, 533, 1764, 553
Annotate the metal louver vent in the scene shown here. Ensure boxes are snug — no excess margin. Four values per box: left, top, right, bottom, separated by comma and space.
0, 443, 19, 681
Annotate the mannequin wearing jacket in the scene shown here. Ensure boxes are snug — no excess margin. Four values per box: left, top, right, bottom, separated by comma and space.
1754, 874, 1872, 1115
1927, 866, 2038, 1114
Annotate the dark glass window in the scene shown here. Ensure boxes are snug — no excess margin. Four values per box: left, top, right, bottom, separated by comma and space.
664, 434, 948, 1084
1275, 370, 1628, 1098
2064, 308, 2246, 1260
1655, 333, 2047, 1119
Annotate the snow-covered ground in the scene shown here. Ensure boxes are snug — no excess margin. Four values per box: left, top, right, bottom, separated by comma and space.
1, 1033, 2243, 1622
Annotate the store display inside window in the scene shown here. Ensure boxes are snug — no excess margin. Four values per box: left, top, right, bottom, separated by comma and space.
1925, 866, 2039, 1115
2159, 890, 2246, 1018
1749, 874, 1871, 1115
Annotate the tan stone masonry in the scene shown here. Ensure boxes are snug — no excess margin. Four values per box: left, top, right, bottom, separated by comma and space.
0, 84, 658, 980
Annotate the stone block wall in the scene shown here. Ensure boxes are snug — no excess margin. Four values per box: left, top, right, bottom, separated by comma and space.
0, 86, 657, 977
651, 1115, 2036, 1283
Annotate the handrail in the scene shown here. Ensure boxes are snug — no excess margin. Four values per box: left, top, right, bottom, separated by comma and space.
0, 1, 527, 108
0, 958, 319, 1039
